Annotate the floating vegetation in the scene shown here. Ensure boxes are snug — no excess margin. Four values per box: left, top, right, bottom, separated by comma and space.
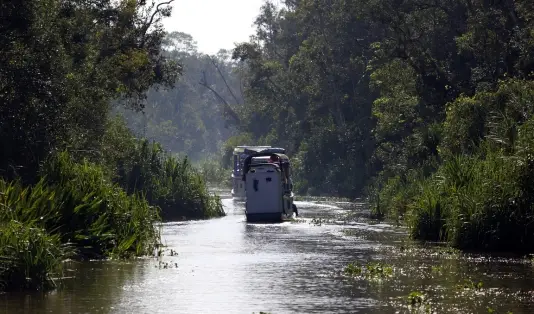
156, 248, 178, 257
430, 265, 443, 275
459, 279, 484, 291
155, 261, 178, 269
293, 195, 353, 203
310, 218, 336, 226
487, 307, 513, 314
393, 242, 461, 259
406, 291, 434, 313
344, 261, 394, 280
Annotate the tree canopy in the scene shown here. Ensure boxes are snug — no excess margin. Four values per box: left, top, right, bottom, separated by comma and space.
0, 0, 179, 182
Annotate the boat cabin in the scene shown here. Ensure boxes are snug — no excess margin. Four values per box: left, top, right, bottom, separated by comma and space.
231, 146, 271, 199
241, 151, 297, 222
231, 146, 286, 199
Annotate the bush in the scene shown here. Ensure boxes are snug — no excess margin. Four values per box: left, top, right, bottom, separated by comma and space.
370, 175, 419, 221
1, 152, 161, 260
0, 151, 163, 291
404, 146, 534, 251
194, 156, 231, 188
372, 79, 534, 252
116, 139, 225, 220
0, 125, 226, 292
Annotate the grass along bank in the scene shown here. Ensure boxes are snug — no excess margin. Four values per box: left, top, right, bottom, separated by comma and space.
0, 221, 70, 292
100, 116, 225, 220
369, 79, 534, 253
0, 153, 160, 291
114, 140, 225, 221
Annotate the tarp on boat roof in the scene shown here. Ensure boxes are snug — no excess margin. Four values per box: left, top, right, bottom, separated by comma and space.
233, 146, 271, 153
243, 147, 285, 155
242, 152, 291, 179
258, 147, 286, 154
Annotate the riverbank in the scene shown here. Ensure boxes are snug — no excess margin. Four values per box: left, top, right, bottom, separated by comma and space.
0, 153, 159, 291
0, 141, 224, 292
368, 80, 534, 253
0, 0, 212, 293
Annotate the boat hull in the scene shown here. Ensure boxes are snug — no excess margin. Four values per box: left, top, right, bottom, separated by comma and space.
245, 212, 295, 223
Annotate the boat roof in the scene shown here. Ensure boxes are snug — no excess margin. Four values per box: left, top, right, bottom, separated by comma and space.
233, 146, 271, 153
256, 147, 286, 154
242, 152, 291, 176
251, 153, 289, 161
242, 147, 286, 155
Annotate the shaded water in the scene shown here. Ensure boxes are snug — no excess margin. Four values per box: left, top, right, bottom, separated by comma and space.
1, 189, 534, 313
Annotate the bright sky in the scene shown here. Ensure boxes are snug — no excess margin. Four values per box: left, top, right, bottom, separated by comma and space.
163, 0, 278, 55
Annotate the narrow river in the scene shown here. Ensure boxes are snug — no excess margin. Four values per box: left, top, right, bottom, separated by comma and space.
1, 189, 534, 313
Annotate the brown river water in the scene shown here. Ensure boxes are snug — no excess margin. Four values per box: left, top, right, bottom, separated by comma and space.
1, 189, 534, 313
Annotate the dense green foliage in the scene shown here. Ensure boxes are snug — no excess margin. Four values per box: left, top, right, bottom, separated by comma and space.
0, 0, 180, 183
194, 156, 232, 188
99, 117, 224, 219
0, 152, 160, 291
114, 139, 225, 220
0, 0, 224, 292
227, 1, 534, 251
0, 221, 67, 292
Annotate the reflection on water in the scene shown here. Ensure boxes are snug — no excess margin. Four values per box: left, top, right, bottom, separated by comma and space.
1, 191, 534, 313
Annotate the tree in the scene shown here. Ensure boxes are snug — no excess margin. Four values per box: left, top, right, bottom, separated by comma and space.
0, 0, 180, 182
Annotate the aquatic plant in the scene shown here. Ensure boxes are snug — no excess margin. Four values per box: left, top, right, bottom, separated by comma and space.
459, 279, 484, 291
344, 261, 394, 279
407, 291, 425, 307
487, 307, 513, 314
405, 291, 434, 313
155, 261, 178, 269
310, 218, 336, 226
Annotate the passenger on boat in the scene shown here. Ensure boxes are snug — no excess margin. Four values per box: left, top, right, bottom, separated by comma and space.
268, 154, 280, 163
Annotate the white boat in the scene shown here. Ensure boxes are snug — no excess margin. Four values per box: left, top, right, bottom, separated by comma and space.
231, 146, 271, 200
241, 150, 298, 222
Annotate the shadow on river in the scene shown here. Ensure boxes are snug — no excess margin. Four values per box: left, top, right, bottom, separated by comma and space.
1, 188, 534, 313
